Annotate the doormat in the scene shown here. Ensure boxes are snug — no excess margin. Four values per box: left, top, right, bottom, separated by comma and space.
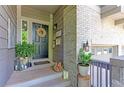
34, 61, 50, 65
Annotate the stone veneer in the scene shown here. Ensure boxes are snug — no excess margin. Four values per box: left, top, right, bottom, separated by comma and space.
63, 6, 77, 86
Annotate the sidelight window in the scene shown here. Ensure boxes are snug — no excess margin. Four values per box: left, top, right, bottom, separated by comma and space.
21, 20, 28, 43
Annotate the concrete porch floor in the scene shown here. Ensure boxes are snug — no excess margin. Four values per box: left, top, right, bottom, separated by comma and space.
5, 66, 71, 87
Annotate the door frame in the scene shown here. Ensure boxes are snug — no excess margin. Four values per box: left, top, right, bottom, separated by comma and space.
21, 16, 50, 61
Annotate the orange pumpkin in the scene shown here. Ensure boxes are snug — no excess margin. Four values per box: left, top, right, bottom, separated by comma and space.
53, 62, 63, 72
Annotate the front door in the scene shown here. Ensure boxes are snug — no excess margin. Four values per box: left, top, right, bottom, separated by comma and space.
32, 22, 48, 59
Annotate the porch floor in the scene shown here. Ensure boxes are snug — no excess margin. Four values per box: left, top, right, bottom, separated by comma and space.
5, 66, 71, 87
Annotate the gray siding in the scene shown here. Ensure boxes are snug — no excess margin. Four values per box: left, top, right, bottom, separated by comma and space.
63, 6, 77, 86
0, 5, 17, 86
53, 6, 77, 86
53, 6, 65, 63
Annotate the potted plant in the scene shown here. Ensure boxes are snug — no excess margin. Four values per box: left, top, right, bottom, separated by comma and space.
78, 44, 92, 76
15, 42, 35, 69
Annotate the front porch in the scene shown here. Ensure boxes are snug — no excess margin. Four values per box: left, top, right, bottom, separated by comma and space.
0, 5, 77, 87
1, 5, 124, 87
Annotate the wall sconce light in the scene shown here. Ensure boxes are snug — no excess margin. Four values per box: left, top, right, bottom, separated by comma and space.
54, 23, 57, 30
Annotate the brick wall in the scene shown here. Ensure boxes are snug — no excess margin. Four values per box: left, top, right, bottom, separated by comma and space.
0, 5, 17, 86
77, 5, 124, 58
77, 5, 101, 54
92, 17, 124, 45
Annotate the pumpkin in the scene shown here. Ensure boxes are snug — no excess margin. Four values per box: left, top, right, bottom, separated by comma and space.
53, 62, 63, 72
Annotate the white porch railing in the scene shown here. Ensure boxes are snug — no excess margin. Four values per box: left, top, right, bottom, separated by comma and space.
90, 60, 112, 87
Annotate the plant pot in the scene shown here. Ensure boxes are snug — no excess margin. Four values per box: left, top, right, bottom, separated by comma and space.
20, 57, 29, 64
78, 64, 89, 76
26, 62, 32, 68
24, 57, 29, 64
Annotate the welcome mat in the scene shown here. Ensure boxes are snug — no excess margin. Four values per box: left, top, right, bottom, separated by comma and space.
34, 61, 50, 65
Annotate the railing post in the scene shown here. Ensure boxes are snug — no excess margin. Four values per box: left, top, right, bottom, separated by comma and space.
92, 62, 94, 86
97, 62, 99, 87
105, 64, 108, 87
109, 64, 112, 87
100, 63, 102, 87
90, 60, 112, 87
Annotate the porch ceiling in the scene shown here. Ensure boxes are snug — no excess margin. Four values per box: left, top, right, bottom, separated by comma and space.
108, 12, 124, 25
110, 12, 124, 25
109, 12, 124, 20
100, 5, 124, 25
22, 5, 61, 14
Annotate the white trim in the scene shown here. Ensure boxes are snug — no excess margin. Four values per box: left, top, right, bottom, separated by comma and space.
17, 5, 22, 43
21, 16, 50, 25
8, 18, 16, 48
21, 16, 50, 43
8, 18, 11, 48
20, 16, 50, 60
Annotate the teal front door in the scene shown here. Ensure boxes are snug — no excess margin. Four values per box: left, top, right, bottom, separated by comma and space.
32, 22, 48, 59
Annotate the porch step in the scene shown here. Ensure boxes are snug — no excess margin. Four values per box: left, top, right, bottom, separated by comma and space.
5, 67, 70, 87
31, 78, 71, 87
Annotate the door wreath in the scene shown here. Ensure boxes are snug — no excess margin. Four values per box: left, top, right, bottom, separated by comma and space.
36, 28, 46, 37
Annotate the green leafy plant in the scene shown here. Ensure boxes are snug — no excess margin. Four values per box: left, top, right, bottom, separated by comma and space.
22, 31, 28, 43
15, 42, 36, 58
79, 48, 92, 66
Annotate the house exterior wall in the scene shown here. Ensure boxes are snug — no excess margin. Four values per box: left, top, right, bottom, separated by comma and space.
63, 5, 77, 86
53, 6, 65, 63
20, 6, 53, 62
92, 17, 124, 45
77, 5, 101, 55
53, 6, 77, 86
77, 5, 124, 61
0, 5, 17, 86
92, 16, 124, 56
